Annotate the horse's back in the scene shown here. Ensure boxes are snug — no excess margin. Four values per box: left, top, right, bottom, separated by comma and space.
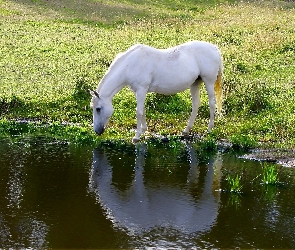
121, 41, 222, 94
179, 41, 222, 79
123, 41, 220, 63
131, 41, 221, 70
180, 41, 221, 64
123, 42, 199, 94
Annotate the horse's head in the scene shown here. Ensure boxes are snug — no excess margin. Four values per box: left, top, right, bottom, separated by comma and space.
89, 89, 114, 135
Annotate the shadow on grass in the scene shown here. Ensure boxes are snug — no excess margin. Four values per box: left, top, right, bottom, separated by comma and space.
0, 94, 91, 123
8, 0, 148, 25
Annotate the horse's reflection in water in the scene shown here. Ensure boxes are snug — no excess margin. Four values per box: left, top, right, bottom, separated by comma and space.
89, 143, 222, 237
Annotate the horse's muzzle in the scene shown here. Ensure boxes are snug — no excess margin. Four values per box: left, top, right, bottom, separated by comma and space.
94, 126, 105, 135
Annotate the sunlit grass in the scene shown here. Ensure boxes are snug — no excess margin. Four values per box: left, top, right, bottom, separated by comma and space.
1, 0, 295, 145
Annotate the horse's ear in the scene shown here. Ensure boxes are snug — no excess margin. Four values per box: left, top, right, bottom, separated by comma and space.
88, 89, 100, 98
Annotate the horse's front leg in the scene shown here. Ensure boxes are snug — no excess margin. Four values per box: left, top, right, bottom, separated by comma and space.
141, 109, 148, 133
133, 90, 147, 143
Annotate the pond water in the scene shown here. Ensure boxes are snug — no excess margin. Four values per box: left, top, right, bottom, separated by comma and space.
0, 137, 295, 249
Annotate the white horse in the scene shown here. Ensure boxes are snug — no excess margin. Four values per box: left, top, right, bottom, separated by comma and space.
90, 40, 223, 143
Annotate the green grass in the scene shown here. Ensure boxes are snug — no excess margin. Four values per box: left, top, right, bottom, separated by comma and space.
1, 0, 295, 147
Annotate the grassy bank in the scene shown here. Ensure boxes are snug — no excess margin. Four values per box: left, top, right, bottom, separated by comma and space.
1, 0, 295, 148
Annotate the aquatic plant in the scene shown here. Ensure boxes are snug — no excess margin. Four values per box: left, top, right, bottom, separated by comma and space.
226, 174, 243, 193
262, 165, 279, 185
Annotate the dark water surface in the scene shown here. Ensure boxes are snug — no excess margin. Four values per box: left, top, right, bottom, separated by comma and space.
0, 137, 294, 249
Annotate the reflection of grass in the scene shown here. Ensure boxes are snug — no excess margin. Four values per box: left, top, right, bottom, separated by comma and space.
228, 193, 241, 209
226, 174, 243, 193
262, 184, 278, 202
262, 165, 279, 185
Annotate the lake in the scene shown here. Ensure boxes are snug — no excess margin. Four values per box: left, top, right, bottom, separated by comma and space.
0, 137, 294, 248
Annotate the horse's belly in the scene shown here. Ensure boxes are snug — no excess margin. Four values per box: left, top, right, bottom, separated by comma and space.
148, 72, 197, 95
146, 57, 199, 94
149, 83, 190, 95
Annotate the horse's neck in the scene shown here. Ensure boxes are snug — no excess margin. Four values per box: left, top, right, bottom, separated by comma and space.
98, 71, 126, 99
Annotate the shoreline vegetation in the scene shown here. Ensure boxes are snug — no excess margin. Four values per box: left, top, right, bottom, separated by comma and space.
1, 0, 295, 161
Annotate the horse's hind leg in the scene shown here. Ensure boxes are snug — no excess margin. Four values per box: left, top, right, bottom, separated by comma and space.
183, 81, 201, 135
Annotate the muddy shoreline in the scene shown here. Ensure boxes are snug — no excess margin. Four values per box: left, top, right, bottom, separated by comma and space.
215, 138, 295, 168
242, 149, 295, 167
156, 135, 295, 168
241, 149, 295, 168
2, 120, 295, 167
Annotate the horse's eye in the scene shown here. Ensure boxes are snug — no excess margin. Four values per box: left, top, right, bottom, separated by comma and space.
96, 107, 101, 113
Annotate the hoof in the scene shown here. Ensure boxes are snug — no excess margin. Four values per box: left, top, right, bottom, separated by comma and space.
132, 137, 141, 144
161, 137, 169, 143
182, 131, 189, 136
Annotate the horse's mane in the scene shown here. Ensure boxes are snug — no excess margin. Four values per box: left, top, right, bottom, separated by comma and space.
98, 44, 146, 91
112, 44, 146, 66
